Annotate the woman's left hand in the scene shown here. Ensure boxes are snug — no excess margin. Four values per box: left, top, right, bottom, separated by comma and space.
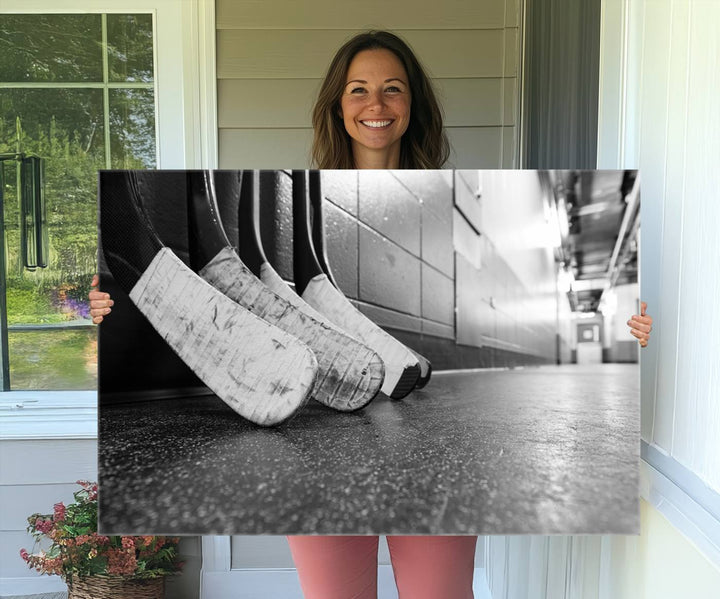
89, 274, 114, 324
627, 301, 652, 348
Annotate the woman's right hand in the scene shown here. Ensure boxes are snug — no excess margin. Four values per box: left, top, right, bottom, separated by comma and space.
89, 274, 114, 324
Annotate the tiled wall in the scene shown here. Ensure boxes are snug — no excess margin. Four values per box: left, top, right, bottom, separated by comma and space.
256, 170, 568, 370
252, 170, 456, 368
453, 171, 570, 367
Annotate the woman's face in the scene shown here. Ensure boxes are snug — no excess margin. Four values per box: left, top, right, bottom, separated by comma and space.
339, 49, 411, 166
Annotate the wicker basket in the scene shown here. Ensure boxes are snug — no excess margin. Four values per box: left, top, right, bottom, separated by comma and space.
67, 575, 164, 599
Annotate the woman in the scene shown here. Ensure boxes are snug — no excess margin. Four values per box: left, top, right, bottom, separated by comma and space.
90, 30, 653, 599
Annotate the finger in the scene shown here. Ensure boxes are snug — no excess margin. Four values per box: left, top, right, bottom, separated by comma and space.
640, 339, 648, 348
92, 315, 104, 325
89, 290, 112, 301
628, 320, 652, 333
631, 315, 653, 326
90, 297, 114, 308
630, 329, 649, 341
91, 274, 99, 288
641, 301, 647, 316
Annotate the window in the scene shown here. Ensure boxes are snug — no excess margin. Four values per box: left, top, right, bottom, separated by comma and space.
0, 13, 156, 390
0, 1, 215, 439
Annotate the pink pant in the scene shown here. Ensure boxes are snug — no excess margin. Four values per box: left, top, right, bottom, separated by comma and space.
287, 535, 477, 599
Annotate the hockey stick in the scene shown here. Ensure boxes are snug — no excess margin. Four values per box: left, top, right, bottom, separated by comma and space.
99, 170, 317, 426
307, 171, 433, 389
190, 171, 384, 411
293, 170, 421, 399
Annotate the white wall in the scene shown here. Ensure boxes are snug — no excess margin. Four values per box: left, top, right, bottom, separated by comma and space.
486, 496, 720, 599
597, 0, 720, 492
485, 0, 720, 597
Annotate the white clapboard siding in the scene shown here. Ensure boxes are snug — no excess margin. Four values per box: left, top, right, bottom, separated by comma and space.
0, 439, 97, 581
0, 483, 82, 531
216, 0, 511, 30
219, 127, 511, 169
219, 129, 314, 169
446, 128, 504, 168
216, 0, 522, 169
0, 440, 97, 486
218, 78, 512, 128
217, 30, 507, 79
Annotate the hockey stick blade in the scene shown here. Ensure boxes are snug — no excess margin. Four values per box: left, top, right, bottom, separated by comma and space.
100, 171, 318, 426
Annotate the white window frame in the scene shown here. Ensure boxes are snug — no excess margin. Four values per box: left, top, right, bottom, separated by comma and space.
0, 0, 217, 440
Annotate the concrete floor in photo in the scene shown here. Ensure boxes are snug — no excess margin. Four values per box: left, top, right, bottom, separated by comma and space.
98, 364, 639, 535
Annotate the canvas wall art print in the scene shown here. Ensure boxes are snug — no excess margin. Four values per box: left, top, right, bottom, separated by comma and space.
98, 169, 640, 536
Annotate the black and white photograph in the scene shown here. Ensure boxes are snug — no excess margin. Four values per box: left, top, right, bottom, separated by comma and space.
98, 168, 640, 536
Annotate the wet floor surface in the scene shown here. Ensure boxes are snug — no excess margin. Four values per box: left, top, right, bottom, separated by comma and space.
98, 364, 639, 535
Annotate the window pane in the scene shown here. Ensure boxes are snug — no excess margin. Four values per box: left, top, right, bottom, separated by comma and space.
0, 14, 103, 82
0, 88, 106, 161
107, 14, 154, 83
2, 89, 102, 390
1, 88, 104, 293
109, 88, 156, 168
0, 12, 157, 391
8, 328, 97, 390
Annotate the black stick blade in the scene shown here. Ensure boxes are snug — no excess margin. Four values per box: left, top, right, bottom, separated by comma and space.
187, 170, 232, 273
308, 170, 339, 288
292, 170, 325, 295
99, 171, 164, 294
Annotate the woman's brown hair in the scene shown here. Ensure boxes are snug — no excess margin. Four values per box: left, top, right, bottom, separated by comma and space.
311, 31, 449, 169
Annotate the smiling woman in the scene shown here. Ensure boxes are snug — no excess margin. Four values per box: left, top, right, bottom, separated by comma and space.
311, 30, 448, 169
339, 49, 412, 168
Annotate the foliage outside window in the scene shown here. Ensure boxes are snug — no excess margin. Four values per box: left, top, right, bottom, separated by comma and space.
0, 13, 156, 390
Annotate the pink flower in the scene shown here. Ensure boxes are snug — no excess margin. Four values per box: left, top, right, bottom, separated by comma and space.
34, 518, 53, 534
53, 502, 66, 522
107, 548, 137, 576
20, 548, 29, 562
121, 537, 135, 549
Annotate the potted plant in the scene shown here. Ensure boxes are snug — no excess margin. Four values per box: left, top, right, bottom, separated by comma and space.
20, 480, 183, 599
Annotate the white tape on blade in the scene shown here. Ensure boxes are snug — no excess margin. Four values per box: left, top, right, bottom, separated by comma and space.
129, 248, 317, 425
301, 274, 417, 395
201, 248, 384, 411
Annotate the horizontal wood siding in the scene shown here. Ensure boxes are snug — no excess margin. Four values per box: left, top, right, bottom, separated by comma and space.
217, 1, 509, 30
0, 439, 97, 579
216, 0, 521, 168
